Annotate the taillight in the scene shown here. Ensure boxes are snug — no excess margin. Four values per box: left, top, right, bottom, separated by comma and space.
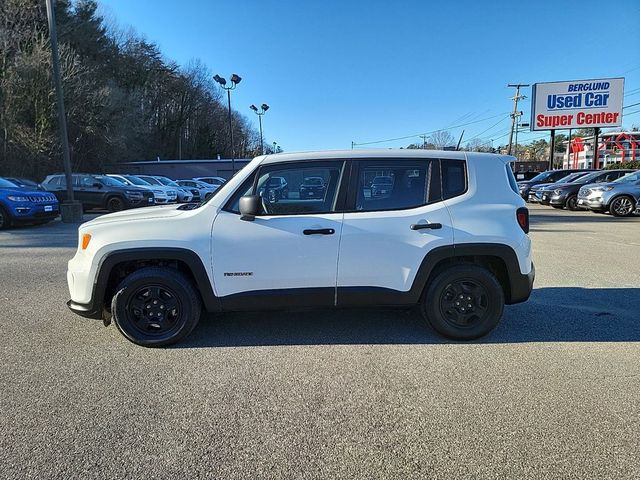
516, 207, 529, 234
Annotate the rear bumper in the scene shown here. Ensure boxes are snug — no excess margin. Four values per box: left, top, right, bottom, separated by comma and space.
508, 262, 535, 305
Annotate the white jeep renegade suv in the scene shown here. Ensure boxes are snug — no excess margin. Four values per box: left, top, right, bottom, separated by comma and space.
67, 150, 534, 346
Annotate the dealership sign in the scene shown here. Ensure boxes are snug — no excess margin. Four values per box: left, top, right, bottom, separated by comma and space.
531, 78, 624, 131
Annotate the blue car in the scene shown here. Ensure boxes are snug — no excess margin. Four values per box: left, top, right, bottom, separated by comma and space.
0, 177, 60, 229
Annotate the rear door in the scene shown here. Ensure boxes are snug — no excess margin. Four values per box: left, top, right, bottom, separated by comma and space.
212, 160, 347, 309
336, 158, 454, 304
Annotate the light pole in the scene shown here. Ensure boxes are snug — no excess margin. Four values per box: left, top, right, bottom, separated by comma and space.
213, 73, 241, 173
45, 0, 82, 222
249, 103, 269, 155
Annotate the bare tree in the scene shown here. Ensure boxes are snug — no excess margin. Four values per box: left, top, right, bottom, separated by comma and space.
427, 130, 455, 149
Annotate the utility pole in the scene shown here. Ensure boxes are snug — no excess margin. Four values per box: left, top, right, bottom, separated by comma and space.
419, 135, 428, 149
507, 84, 529, 155
45, 0, 82, 222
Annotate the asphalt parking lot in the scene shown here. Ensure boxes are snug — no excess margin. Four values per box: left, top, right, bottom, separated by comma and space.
1, 205, 639, 479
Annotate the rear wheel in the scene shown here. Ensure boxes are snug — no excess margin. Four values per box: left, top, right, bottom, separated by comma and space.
111, 267, 201, 347
609, 196, 635, 217
107, 196, 125, 212
421, 264, 504, 340
565, 194, 579, 211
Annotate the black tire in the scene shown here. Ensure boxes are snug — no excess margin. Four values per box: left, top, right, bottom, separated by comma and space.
0, 206, 10, 229
566, 195, 579, 211
111, 267, 201, 347
421, 264, 504, 340
107, 196, 125, 212
609, 195, 635, 217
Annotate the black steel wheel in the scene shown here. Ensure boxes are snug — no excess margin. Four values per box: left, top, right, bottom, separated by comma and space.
421, 264, 504, 340
107, 196, 125, 212
609, 195, 635, 217
566, 195, 579, 211
111, 267, 201, 347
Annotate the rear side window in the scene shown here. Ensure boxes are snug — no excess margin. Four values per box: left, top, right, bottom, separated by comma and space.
355, 159, 435, 212
441, 159, 467, 199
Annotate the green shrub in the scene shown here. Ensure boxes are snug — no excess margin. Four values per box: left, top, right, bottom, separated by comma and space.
604, 160, 640, 170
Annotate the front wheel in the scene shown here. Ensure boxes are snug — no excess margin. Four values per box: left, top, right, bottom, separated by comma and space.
107, 196, 125, 212
111, 267, 202, 347
566, 195, 579, 211
421, 264, 504, 340
609, 195, 636, 217
0, 206, 10, 229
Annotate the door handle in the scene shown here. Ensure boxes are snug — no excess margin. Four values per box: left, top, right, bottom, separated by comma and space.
303, 228, 335, 235
410, 222, 442, 230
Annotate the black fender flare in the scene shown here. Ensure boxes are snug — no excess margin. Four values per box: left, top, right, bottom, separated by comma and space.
89, 247, 221, 316
409, 243, 533, 305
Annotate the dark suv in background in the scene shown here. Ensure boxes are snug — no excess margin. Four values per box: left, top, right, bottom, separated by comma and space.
43, 174, 154, 212
517, 169, 592, 201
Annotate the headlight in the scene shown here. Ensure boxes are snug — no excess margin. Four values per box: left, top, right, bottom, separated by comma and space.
153, 189, 163, 194
124, 190, 142, 198
592, 186, 614, 192
553, 189, 563, 195
7, 195, 29, 202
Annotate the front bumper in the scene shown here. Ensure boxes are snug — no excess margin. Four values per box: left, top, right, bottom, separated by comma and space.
9, 202, 60, 220
577, 197, 606, 210
67, 299, 102, 319
548, 193, 568, 205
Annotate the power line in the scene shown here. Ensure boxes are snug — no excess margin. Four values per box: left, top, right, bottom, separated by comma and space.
352, 111, 510, 146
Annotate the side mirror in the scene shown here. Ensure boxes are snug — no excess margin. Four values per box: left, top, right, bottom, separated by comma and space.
239, 195, 261, 221
93, 182, 102, 189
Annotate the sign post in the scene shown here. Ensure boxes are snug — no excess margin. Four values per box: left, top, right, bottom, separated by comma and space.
531, 78, 624, 169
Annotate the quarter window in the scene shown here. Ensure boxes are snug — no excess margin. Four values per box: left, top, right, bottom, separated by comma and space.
441, 159, 467, 199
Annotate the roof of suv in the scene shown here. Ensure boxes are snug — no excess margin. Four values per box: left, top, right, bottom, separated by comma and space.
258, 149, 513, 165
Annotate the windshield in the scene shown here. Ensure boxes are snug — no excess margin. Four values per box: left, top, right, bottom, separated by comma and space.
139, 176, 163, 186
124, 175, 151, 186
614, 171, 640, 183
303, 177, 323, 186
574, 171, 604, 183
94, 175, 126, 187
528, 171, 554, 182
156, 176, 179, 187
562, 172, 588, 183
373, 176, 393, 184
0, 177, 19, 188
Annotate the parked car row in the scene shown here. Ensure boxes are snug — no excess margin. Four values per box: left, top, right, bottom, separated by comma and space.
40, 173, 226, 212
518, 168, 640, 217
0, 172, 228, 229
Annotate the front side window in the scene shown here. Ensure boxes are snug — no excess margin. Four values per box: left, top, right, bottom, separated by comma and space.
355, 160, 435, 211
225, 161, 345, 215
255, 162, 344, 215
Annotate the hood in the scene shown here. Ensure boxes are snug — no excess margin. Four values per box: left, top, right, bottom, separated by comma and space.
81, 204, 186, 227
0, 187, 56, 197
530, 182, 555, 190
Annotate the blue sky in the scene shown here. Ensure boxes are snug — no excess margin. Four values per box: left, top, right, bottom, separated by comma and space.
98, 0, 640, 152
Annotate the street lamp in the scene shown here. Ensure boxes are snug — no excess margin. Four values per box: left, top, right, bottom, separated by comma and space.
213, 73, 242, 173
249, 103, 269, 155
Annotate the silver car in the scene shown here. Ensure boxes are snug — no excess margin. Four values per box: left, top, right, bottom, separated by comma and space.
577, 170, 640, 217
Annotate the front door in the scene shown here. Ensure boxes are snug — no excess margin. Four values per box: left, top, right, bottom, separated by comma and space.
336, 158, 454, 305
212, 160, 347, 310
